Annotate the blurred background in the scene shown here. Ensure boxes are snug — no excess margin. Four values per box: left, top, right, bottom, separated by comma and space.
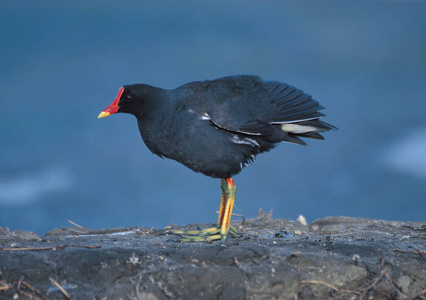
1, 1, 425, 235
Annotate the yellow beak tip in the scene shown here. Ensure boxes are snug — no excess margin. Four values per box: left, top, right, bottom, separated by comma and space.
98, 111, 111, 119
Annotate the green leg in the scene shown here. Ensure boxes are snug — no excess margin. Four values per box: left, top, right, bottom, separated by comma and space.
169, 177, 240, 243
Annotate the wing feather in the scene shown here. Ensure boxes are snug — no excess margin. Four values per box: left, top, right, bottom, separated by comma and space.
187, 76, 335, 139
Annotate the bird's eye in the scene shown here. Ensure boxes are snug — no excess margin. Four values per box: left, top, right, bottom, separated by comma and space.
124, 93, 132, 102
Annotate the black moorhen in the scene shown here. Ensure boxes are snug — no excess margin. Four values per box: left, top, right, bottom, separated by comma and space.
98, 75, 336, 242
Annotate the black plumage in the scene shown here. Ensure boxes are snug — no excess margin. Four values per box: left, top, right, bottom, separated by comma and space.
101, 75, 335, 178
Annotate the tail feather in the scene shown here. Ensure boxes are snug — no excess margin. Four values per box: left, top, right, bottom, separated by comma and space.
280, 101, 324, 116
268, 83, 291, 101
263, 81, 330, 124
236, 80, 336, 143
296, 132, 325, 140
276, 89, 305, 105
295, 119, 337, 131
282, 134, 307, 146
279, 94, 312, 110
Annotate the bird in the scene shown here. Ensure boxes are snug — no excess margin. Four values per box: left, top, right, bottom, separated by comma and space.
98, 75, 336, 242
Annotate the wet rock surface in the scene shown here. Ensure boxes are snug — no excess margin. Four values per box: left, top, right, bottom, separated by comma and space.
1, 216, 425, 299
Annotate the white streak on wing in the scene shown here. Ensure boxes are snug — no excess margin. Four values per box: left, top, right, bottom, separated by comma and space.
230, 135, 260, 147
281, 124, 317, 134
188, 109, 210, 121
235, 130, 262, 136
207, 118, 262, 135
270, 117, 319, 124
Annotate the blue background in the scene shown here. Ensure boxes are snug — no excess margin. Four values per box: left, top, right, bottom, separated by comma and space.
1, 1, 425, 234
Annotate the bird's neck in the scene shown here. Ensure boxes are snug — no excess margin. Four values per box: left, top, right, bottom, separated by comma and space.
134, 86, 171, 119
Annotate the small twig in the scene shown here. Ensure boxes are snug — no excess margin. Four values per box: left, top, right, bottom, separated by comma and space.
1, 246, 61, 251
396, 246, 426, 254
384, 270, 392, 283
303, 280, 364, 300
409, 289, 426, 300
357, 267, 388, 300
49, 278, 71, 299
0, 244, 100, 251
0, 278, 48, 300
330, 267, 391, 300
233, 257, 240, 267
67, 220, 84, 228
19, 289, 45, 300
0, 280, 12, 291
331, 288, 362, 299
215, 212, 246, 224
16, 275, 24, 291
257, 208, 273, 218
232, 213, 246, 224
301, 280, 340, 292
394, 247, 426, 261
408, 246, 426, 261
21, 281, 48, 300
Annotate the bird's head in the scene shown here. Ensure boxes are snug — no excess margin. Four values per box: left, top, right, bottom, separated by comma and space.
98, 85, 158, 119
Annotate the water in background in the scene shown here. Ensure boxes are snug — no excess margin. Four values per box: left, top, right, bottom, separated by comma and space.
1, 1, 425, 234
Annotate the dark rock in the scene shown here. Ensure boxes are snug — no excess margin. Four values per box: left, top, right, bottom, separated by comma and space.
0, 217, 425, 299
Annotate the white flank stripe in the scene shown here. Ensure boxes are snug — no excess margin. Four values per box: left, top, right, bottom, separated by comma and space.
200, 114, 210, 120
230, 135, 260, 147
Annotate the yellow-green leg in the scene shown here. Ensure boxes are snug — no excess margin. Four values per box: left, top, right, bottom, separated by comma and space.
217, 179, 227, 228
170, 177, 240, 243
218, 178, 236, 240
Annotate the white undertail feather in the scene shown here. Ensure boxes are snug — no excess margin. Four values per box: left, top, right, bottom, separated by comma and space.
281, 124, 317, 134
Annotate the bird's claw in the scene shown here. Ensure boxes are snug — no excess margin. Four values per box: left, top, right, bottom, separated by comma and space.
165, 225, 241, 243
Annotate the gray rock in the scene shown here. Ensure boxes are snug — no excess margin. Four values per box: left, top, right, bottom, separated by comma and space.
0, 217, 425, 299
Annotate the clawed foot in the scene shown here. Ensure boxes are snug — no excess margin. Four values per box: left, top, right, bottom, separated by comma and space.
163, 177, 240, 243
166, 225, 242, 243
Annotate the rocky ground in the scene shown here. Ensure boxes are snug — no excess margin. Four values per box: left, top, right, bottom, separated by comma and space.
1, 215, 425, 299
